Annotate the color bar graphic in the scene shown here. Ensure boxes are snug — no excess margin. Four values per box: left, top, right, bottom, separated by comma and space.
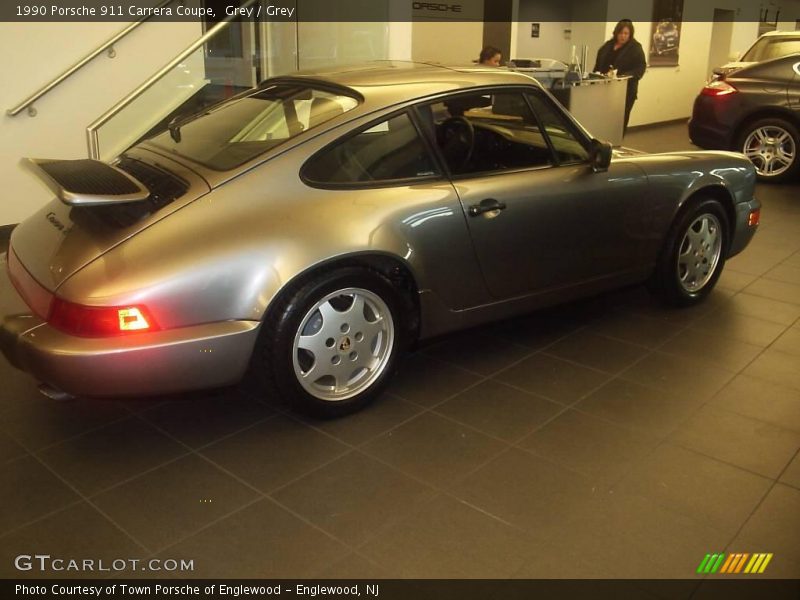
719, 554, 736, 573
758, 553, 773, 573
699, 553, 773, 575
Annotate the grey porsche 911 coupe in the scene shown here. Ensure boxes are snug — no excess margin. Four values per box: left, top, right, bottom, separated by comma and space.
1, 62, 760, 417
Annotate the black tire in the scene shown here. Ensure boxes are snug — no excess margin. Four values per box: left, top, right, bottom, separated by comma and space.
650, 198, 729, 307
735, 117, 800, 183
251, 267, 405, 418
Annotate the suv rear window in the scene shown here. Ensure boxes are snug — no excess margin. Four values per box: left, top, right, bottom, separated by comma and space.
149, 84, 359, 171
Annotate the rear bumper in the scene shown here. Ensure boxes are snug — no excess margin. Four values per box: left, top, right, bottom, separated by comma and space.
688, 94, 739, 150
1, 254, 261, 398
688, 121, 731, 150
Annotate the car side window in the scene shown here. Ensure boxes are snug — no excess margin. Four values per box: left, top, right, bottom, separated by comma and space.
420, 91, 554, 175
524, 92, 590, 164
302, 112, 439, 185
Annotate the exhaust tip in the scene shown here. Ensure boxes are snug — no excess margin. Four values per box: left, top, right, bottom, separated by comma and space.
38, 383, 76, 401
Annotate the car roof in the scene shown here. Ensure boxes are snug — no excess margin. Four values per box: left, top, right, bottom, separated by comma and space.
760, 30, 800, 38
281, 61, 543, 108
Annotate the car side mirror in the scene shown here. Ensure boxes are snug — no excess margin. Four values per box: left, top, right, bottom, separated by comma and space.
590, 139, 612, 173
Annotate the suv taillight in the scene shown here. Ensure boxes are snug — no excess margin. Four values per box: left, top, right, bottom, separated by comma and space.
701, 80, 738, 97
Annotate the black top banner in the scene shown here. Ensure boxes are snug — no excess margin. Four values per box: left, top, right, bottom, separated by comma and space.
4, 579, 800, 600
0, 0, 792, 22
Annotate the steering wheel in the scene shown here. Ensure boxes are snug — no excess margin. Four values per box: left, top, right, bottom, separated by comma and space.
438, 116, 475, 171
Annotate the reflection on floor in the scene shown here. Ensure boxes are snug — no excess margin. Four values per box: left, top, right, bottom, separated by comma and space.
1, 122, 799, 581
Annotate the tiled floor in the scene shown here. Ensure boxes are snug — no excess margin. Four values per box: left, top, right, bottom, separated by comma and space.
1, 123, 799, 581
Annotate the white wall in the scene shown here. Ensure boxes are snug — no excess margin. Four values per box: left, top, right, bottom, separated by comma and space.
515, 21, 574, 63
0, 21, 202, 226
411, 0, 484, 64
412, 21, 485, 63
568, 20, 608, 68
627, 20, 714, 126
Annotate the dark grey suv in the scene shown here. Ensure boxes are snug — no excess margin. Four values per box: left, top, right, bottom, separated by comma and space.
689, 53, 800, 182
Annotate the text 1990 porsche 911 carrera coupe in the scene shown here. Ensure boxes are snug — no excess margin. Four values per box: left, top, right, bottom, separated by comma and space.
1, 62, 760, 416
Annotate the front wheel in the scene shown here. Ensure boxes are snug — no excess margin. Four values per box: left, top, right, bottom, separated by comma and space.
736, 118, 799, 183
650, 199, 729, 307
252, 268, 404, 418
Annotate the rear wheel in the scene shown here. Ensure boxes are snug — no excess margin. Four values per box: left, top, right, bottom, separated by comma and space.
650, 198, 729, 306
252, 267, 404, 418
736, 118, 799, 183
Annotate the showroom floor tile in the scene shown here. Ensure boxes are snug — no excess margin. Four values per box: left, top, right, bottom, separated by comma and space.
780, 453, 800, 490
434, 379, 563, 443
0, 456, 81, 537
707, 374, 800, 434
0, 502, 144, 578
198, 414, 350, 494
157, 498, 349, 579
91, 453, 260, 553
613, 444, 774, 537
524, 491, 732, 580
358, 493, 548, 578
361, 411, 507, 488
37, 417, 189, 497
577, 378, 702, 439
668, 405, 800, 479
272, 451, 437, 548
2, 122, 800, 579
730, 484, 800, 578
519, 409, 660, 485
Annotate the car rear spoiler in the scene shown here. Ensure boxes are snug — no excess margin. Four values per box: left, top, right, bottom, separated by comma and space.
22, 158, 150, 207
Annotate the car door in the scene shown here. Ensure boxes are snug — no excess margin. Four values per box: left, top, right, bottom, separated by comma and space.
417, 87, 651, 300
300, 109, 488, 311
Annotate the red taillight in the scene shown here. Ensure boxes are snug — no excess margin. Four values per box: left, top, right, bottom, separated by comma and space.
48, 298, 159, 337
748, 208, 760, 227
701, 80, 737, 97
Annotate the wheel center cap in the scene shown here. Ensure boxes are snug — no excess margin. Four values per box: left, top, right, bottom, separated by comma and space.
339, 336, 352, 351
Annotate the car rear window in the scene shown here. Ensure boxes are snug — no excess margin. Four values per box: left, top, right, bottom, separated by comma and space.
149, 84, 360, 171
741, 37, 800, 62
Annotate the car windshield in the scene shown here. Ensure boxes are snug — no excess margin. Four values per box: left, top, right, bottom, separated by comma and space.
741, 36, 800, 62
149, 84, 360, 171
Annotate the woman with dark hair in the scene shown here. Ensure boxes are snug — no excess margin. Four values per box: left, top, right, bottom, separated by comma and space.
593, 19, 647, 134
478, 46, 502, 66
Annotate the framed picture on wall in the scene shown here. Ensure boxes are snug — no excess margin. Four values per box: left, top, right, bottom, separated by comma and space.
649, 0, 683, 66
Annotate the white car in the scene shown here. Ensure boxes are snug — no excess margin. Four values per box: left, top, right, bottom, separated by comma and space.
715, 30, 800, 77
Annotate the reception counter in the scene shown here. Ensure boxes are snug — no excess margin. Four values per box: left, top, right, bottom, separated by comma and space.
550, 76, 630, 146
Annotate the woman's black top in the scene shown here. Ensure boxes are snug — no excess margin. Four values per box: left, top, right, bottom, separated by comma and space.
593, 38, 647, 98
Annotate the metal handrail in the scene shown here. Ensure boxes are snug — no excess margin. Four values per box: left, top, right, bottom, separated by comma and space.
6, 0, 174, 117
86, 0, 258, 159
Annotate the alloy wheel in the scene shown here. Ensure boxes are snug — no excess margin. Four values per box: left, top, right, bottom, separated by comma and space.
292, 287, 394, 402
743, 125, 796, 178
676, 212, 722, 293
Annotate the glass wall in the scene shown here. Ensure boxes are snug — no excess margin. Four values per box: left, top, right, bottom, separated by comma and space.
92, 0, 395, 160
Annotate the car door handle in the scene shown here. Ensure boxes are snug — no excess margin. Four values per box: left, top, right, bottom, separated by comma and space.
468, 198, 507, 217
